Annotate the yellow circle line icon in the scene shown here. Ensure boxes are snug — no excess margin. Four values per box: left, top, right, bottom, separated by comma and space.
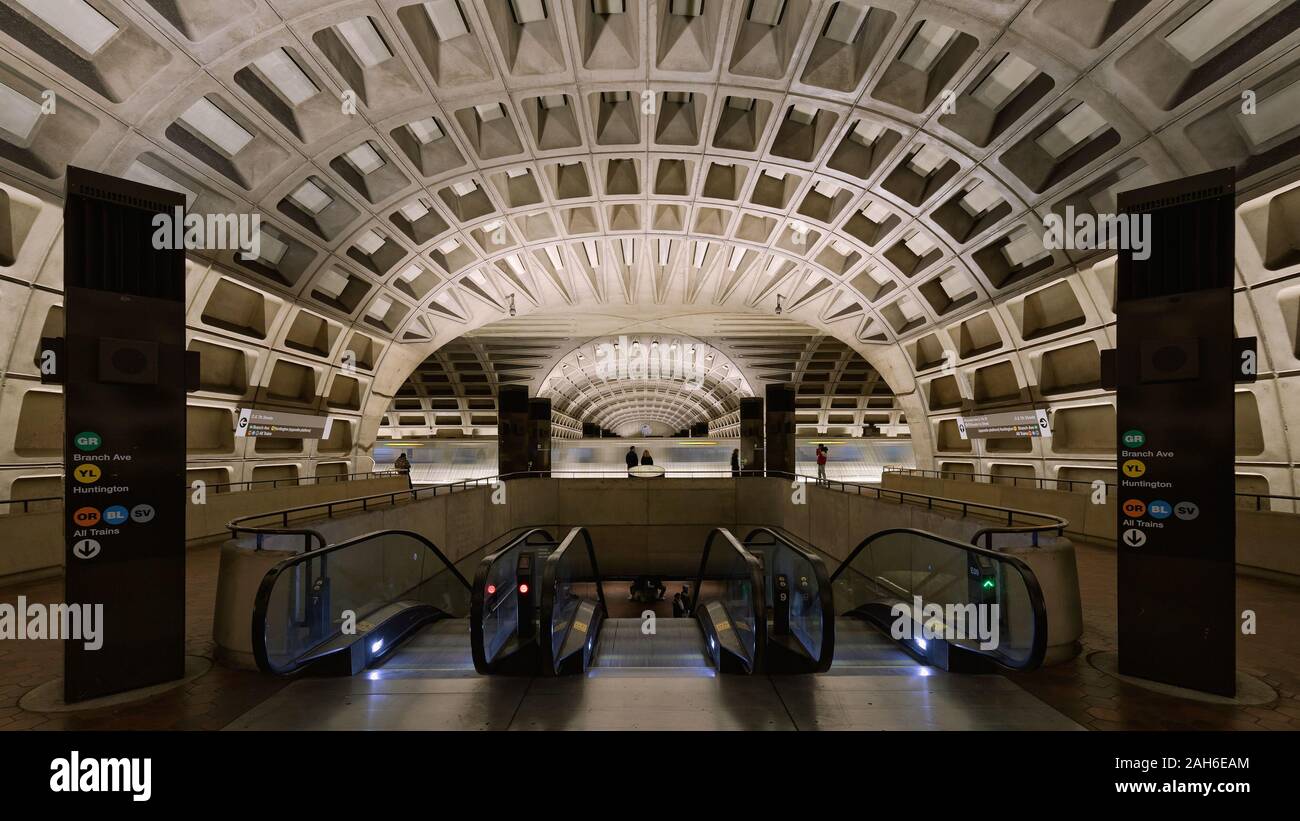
73, 465, 102, 484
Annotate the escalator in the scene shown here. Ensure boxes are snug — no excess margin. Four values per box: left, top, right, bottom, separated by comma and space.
740, 527, 835, 674
823, 527, 1049, 672
250, 520, 1045, 679
251, 528, 540, 676
470, 528, 563, 674
473, 525, 835, 676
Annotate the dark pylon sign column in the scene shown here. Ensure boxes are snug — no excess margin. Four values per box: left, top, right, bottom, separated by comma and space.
527, 397, 551, 477
497, 385, 529, 475
765, 384, 796, 475
62, 168, 187, 702
1116, 169, 1236, 697
739, 397, 763, 475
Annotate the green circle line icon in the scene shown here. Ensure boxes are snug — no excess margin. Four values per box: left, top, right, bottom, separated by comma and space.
74, 431, 102, 453
1122, 429, 1145, 448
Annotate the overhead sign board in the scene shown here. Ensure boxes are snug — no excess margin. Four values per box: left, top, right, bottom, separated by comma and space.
236, 408, 333, 439
956, 409, 1050, 440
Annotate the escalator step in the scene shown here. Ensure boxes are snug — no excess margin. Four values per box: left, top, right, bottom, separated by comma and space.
591, 618, 711, 670
377, 619, 475, 671
831, 619, 918, 669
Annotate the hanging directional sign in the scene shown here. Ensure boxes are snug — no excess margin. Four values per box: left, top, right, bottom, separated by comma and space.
235, 408, 333, 439
956, 408, 1050, 440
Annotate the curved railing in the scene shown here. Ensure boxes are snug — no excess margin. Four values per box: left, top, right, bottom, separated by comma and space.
251, 528, 472, 676
226, 474, 542, 558
769, 470, 1068, 549
692, 528, 767, 674
0, 470, 404, 516
469, 528, 559, 674
829, 527, 1049, 671
225, 469, 1069, 558
741, 527, 834, 673
538, 527, 607, 676
228, 474, 510, 550
883, 465, 1299, 513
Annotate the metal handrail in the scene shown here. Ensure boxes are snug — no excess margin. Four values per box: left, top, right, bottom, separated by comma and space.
882, 466, 1299, 511
768, 470, 1067, 548
226, 470, 756, 546
227, 473, 512, 546
225, 468, 1069, 552
0, 470, 404, 514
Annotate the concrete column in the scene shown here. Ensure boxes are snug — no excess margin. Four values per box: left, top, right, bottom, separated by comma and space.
765, 383, 796, 475
739, 397, 763, 475
497, 385, 529, 475
527, 397, 551, 476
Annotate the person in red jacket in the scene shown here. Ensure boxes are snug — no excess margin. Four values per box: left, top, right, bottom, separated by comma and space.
816, 445, 828, 485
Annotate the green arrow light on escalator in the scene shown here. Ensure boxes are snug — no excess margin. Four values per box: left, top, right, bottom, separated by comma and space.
981, 579, 995, 590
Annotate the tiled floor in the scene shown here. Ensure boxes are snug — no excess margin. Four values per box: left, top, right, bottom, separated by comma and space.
0, 545, 288, 730
0, 538, 1296, 731
1006, 540, 1300, 731
228, 618, 1083, 731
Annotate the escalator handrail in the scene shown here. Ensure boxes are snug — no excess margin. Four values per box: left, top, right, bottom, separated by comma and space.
538, 526, 606, 675
692, 527, 768, 673
828, 526, 1049, 671
469, 528, 558, 673
250, 528, 470, 675
741, 526, 836, 673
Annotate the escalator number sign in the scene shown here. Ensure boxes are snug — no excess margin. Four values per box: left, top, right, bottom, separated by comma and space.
573, 620, 587, 633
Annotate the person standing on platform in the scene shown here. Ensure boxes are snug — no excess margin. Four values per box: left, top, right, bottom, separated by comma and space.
394, 452, 413, 488
625, 445, 639, 476
730, 448, 741, 477
816, 445, 828, 485
640, 449, 654, 466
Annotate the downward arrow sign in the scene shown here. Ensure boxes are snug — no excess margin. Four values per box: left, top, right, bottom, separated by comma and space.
72, 538, 101, 559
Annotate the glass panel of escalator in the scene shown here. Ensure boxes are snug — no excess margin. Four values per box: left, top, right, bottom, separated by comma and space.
260, 531, 471, 673
833, 530, 1042, 669
540, 529, 605, 674
546, 532, 599, 668
478, 540, 527, 664
697, 534, 760, 664
745, 534, 827, 666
